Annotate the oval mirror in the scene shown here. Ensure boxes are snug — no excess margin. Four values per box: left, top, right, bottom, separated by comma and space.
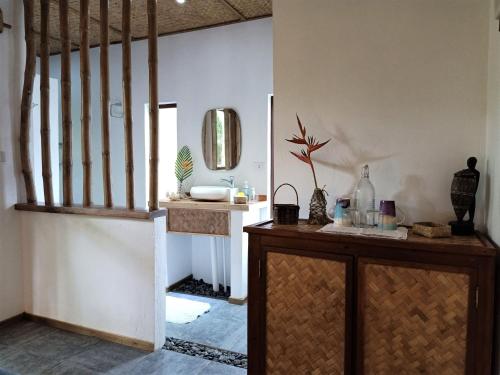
202, 108, 241, 170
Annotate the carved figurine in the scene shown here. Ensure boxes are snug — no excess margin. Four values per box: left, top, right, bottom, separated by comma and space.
449, 157, 479, 235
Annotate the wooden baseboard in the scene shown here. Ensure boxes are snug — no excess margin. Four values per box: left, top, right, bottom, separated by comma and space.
0, 313, 24, 328
23, 313, 154, 352
166, 274, 193, 292
228, 297, 247, 305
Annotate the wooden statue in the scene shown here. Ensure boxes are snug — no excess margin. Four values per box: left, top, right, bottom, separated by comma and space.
449, 157, 479, 235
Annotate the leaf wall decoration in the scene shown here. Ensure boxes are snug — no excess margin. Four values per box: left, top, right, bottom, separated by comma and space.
175, 145, 193, 184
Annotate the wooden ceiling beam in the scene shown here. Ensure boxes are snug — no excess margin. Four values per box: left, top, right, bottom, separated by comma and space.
219, 0, 247, 21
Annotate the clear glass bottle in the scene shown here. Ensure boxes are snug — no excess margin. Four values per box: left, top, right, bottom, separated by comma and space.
352, 165, 376, 227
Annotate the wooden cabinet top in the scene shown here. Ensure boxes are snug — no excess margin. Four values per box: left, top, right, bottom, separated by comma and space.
244, 220, 497, 257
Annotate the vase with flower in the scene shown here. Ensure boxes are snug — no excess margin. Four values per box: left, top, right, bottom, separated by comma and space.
286, 115, 331, 225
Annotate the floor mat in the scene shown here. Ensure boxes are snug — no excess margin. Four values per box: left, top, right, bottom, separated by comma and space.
166, 295, 210, 324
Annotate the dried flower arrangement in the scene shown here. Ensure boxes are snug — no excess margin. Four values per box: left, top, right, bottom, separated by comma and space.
286, 115, 331, 225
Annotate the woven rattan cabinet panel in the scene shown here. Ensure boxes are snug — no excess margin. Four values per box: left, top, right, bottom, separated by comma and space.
359, 261, 471, 375
266, 251, 347, 375
167, 208, 229, 235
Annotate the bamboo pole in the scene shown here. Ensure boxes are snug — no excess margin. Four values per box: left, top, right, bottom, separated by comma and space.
40, 0, 53, 206
122, 0, 134, 209
20, 0, 36, 204
147, 0, 159, 212
60, 0, 72, 206
100, 0, 112, 208
80, 0, 91, 207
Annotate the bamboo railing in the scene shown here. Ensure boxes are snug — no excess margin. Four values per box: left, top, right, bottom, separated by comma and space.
20, 0, 36, 204
19, 0, 161, 217
80, 0, 91, 207
123, 0, 135, 210
40, 0, 53, 206
148, 0, 159, 212
60, 0, 72, 207
100, 0, 112, 208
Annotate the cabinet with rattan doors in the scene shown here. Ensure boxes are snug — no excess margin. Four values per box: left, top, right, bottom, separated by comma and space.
245, 221, 496, 375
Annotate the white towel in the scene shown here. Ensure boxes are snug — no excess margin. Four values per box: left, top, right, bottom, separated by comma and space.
166, 295, 211, 324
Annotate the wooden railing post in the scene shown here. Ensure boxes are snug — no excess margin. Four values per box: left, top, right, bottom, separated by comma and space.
123, 0, 134, 210
80, 0, 91, 207
60, 0, 72, 206
20, 0, 36, 204
147, 0, 159, 212
40, 0, 53, 206
100, 0, 112, 208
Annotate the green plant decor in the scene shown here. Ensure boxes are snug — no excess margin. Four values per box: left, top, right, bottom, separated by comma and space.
175, 146, 193, 194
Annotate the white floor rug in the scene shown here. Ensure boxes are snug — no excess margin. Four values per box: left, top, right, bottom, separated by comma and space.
166, 295, 211, 324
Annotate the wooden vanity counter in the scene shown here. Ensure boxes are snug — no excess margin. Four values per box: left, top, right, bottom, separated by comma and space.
244, 220, 496, 375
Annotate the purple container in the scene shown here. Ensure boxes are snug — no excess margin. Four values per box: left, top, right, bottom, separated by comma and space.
379, 200, 396, 217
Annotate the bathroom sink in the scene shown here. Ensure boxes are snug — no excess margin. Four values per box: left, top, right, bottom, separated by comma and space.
190, 186, 231, 201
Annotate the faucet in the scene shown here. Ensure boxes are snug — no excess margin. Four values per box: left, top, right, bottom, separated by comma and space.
221, 176, 235, 188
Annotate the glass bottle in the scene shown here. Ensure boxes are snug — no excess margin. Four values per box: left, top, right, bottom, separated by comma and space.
352, 165, 376, 227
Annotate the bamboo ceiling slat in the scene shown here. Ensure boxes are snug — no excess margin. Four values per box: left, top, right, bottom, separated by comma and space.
226, 0, 271, 19
33, 0, 272, 54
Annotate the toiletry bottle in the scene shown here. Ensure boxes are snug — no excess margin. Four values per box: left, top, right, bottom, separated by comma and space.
242, 181, 250, 199
352, 165, 375, 227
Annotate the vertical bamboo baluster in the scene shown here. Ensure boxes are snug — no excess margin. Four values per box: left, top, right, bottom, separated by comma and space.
122, 0, 134, 209
40, 0, 53, 206
100, 0, 112, 208
80, 0, 91, 207
147, 0, 159, 212
20, 0, 36, 204
60, 0, 72, 206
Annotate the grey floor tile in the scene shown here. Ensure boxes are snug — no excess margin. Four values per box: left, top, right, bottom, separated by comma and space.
0, 321, 54, 347
202, 361, 247, 375
109, 350, 212, 375
45, 340, 147, 374
20, 328, 100, 361
166, 293, 247, 354
0, 346, 61, 375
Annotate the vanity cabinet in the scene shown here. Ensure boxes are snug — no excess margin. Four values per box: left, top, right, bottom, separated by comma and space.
245, 221, 496, 375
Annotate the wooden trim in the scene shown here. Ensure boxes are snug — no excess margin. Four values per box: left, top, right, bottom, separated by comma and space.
20, 0, 37, 204
0, 313, 24, 328
147, 0, 159, 212
166, 274, 193, 292
159, 103, 177, 109
270, 95, 274, 210
100, 0, 112, 208
122, 0, 134, 210
80, 0, 91, 207
60, 0, 72, 207
228, 297, 247, 305
23, 313, 153, 352
15, 203, 166, 220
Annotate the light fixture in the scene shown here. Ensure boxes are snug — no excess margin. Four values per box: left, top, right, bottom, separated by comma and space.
176, 0, 186, 4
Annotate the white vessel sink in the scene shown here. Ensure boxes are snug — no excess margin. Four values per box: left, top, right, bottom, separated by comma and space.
190, 186, 230, 201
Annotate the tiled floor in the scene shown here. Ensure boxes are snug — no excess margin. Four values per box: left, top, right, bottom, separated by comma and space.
165, 292, 247, 355
0, 320, 245, 374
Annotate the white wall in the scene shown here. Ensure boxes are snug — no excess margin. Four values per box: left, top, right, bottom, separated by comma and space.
21, 212, 166, 349
273, 0, 489, 225
486, 0, 500, 244
50, 18, 273, 209
0, 0, 24, 322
